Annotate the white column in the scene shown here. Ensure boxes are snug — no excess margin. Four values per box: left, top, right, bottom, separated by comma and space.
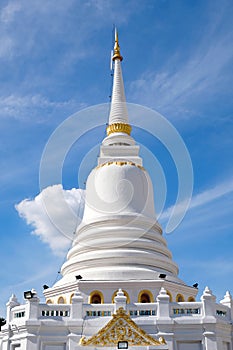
156, 288, 174, 349
157, 287, 170, 318
68, 288, 84, 350
25, 290, 40, 320
71, 287, 84, 319
6, 294, 19, 324
220, 291, 233, 320
201, 286, 216, 319
201, 287, 218, 350
114, 289, 127, 312
23, 290, 40, 350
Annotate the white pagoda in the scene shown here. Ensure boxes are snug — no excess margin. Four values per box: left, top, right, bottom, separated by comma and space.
0, 30, 232, 350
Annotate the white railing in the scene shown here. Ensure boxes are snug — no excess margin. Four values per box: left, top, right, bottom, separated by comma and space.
83, 303, 114, 317
84, 302, 158, 317
215, 304, 229, 320
12, 306, 26, 319
9, 305, 27, 327
127, 303, 157, 317
170, 302, 202, 317
8, 300, 231, 323
39, 304, 71, 318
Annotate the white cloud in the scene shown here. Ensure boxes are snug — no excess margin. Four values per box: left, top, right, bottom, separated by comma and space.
0, 36, 14, 58
1, 1, 21, 23
0, 94, 75, 120
0, 94, 67, 108
189, 179, 233, 209
16, 185, 85, 255
183, 258, 233, 276
130, 39, 233, 114
0, 0, 136, 61
161, 177, 233, 222
0, 1, 21, 58
129, 12, 233, 116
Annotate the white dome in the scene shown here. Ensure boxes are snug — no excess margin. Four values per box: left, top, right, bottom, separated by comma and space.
83, 161, 156, 223
59, 160, 180, 282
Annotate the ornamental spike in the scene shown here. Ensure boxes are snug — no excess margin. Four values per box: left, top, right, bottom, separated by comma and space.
112, 27, 123, 61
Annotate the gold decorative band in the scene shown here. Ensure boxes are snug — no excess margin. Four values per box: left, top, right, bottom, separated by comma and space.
112, 52, 123, 61
96, 161, 145, 171
106, 123, 132, 136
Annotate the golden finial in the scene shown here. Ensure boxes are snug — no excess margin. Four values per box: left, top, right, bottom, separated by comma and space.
112, 27, 123, 61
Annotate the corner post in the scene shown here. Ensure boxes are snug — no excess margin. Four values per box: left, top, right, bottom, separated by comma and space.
6, 294, 19, 324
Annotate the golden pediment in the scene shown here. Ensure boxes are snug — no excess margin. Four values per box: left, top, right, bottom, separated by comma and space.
80, 307, 166, 347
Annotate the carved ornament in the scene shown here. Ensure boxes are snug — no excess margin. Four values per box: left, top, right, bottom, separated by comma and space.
80, 307, 166, 346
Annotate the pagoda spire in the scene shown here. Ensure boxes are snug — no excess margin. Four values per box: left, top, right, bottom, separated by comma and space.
106, 28, 131, 136
112, 27, 123, 61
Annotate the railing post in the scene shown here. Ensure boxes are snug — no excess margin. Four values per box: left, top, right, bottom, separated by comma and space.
23, 290, 40, 350
156, 287, 170, 318
201, 286, 216, 319
114, 289, 127, 312
71, 287, 84, 319
68, 288, 84, 349
25, 289, 40, 320
156, 287, 173, 349
220, 291, 233, 320
201, 287, 217, 350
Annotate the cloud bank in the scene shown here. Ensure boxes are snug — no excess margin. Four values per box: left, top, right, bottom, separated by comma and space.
16, 185, 85, 255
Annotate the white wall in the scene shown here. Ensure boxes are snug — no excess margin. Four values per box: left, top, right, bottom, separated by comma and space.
177, 342, 202, 350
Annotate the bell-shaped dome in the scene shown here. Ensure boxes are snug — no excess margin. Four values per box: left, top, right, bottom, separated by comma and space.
82, 161, 156, 223
59, 159, 179, 282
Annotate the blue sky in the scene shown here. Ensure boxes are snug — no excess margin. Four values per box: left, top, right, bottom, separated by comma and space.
0, 0, 233, 315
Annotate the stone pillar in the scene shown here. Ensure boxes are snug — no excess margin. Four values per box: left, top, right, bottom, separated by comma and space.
156, 287, 170, 318
201, 286, 216, 319
114, 289, 127, 312
71, 287, 84, 319
203, 331, 218, 350
22, 290, 40, 350
6, 294, 19, 324
201, 287, 217, 350
25, 289, 40, 320
68, 288, 84, 350
3, 295, 19, 350
220, 291, 233, 320
156, 288, 173, 349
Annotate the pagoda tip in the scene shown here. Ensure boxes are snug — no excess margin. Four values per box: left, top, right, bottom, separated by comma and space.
112, 27, 123, 61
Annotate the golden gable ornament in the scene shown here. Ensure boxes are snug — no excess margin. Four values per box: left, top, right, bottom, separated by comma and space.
80, 307, 166, 347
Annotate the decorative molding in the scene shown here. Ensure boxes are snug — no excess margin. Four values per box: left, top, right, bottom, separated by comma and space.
69, 293, 75, 303
176, 293, 185, 302
89, 290, 104, 304
80, 307, 165, 346
138, 290, 154, 303
106, 123, 132, 136
188, 296, 196, 302
96, 160, 145, 171
57, 296, 66, 304
166, 290, 173, 302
